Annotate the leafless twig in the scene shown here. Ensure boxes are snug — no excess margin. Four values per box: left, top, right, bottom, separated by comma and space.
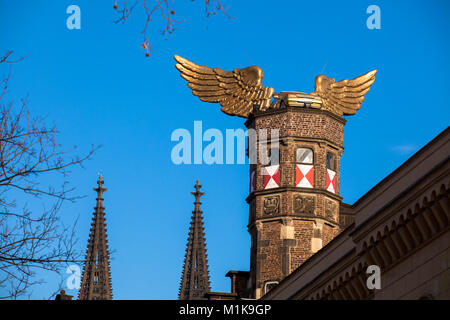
113, 0, 234, 56
0, 51, 98, 299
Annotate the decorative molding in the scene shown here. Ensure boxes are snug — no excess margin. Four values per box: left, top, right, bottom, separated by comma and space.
246, 186, 343, 203
303, 181, 449, 300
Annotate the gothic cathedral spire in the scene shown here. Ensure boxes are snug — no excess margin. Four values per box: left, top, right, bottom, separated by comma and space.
78, 175, 113, 300
179, 180, 211, 300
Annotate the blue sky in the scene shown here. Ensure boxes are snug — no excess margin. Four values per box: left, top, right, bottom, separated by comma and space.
0, 0, 449, 299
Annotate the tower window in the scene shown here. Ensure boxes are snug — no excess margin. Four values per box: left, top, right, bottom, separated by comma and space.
268, 147, 279, 165
296, 148, 313, 164
326, 152, 336, 171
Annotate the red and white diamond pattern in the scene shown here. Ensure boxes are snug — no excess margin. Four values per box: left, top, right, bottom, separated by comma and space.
326, 169, 336, 194
257, 164, 336, 192
263, 165, 280, 189
296, 164, 314, 188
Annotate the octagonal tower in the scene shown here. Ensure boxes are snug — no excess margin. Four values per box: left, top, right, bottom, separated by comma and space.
246, 95, 346, 299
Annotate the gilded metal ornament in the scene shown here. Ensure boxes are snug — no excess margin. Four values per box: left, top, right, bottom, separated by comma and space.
174, 55, 377, 118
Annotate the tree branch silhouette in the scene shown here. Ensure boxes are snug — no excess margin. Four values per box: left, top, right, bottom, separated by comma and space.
0, 51, 98, 299
112, 0, 233, 56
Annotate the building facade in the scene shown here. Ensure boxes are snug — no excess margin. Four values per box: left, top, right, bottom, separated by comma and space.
207, 107, 448, 300
263, 127, 449, 300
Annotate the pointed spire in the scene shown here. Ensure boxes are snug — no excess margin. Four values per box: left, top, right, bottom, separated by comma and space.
179, 180, 211, 300
78, 175, 113, 300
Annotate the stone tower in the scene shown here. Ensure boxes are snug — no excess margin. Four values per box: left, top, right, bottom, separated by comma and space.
246, 96, 345, 299
78, 176, 113, 300
179, 180, 211, 300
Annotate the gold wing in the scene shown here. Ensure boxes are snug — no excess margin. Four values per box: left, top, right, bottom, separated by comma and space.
174, 55, 275, 118
314, 70, 377, 116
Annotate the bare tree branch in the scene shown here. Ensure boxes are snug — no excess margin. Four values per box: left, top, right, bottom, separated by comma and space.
112, 0, 234, 56
0, 51, 98, 299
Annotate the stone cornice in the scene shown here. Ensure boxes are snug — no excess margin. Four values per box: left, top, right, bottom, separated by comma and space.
246, 187, 343, 203
247, 215, 340, 232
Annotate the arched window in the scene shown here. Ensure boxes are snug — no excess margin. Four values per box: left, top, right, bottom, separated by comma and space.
296, 148, 313, 164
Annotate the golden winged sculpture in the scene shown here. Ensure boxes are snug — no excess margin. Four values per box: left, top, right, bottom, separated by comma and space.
174, 55, 377, 118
